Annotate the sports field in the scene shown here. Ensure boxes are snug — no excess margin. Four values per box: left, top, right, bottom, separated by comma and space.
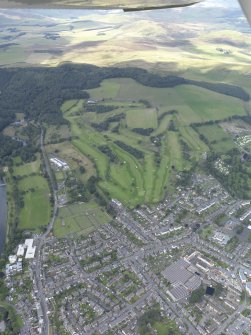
14, 157, 51, 232
62, 78, 246, 207
54, 202, 111, 238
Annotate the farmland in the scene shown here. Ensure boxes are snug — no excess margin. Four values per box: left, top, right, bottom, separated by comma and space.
1, 6, 251, 74
62, 77, 246, 207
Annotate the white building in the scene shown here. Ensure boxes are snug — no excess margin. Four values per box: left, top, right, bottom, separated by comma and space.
212, 232, 230, 245
17, 244, 25, 257
50, 157, 69, 171
246, 282, 251, 296
25, 239, 36, 259
8, 255, 17, 264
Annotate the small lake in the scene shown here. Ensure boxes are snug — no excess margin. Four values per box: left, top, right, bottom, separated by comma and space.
0, 183, 7, 254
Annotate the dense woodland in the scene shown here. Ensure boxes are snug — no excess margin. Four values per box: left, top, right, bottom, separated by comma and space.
0, 64, 249, 162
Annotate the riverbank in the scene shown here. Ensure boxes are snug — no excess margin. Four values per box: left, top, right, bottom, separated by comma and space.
0, 183, 7, 255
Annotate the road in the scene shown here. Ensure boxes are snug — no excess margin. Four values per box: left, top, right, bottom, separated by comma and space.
32, 127, 58, 335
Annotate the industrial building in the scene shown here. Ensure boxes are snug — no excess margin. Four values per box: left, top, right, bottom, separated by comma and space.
25, 239, 36, 259
17, 244, 25, 257
50, 157, 69, 171
162, 258, 201, 301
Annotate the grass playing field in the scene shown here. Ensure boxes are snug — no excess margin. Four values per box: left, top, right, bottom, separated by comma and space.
54, 201, 111, 238
61, 77, 246, 207
14, 157, 51, 232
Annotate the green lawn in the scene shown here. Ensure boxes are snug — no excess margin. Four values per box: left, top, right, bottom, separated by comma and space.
12, 156, 52, 232
54, 202, 111, 238
14, 157, 41, 177
154, 320, 180, 335
61, 99, 80, 113
18, 175, 51, 231
175, 84, 246, 123
126, 108, 157, 129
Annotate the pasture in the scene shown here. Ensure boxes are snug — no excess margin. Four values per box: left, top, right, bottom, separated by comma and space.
196, 124, 236, 153
14, 158, 41, 177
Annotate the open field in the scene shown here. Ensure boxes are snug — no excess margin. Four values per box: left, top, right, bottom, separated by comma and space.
45, 124, 71, 144
54, 202, 111, 238
14, 158, 41, 177
62, 77, 246, 207
13, 157, 52, 232
18, 175, 51, 231
126, 108, 157, 129
89, 79, 246, 124
196, 124, 236, 153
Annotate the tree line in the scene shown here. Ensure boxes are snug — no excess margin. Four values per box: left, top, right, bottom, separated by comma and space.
0, 64, 249, 162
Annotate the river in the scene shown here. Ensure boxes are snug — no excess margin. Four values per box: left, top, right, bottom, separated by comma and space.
0, 183, 7, 254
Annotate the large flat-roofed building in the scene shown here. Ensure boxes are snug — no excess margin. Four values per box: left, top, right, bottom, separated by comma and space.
239, 267, 251, 296
25, 247, 36, 259
17, 244, 25, 257
212, 232, 230, 245
162, 258, 201, 301
8, 255, 17, 264
246, 282, 251, 296
25, 239, 33, 248
25, 239, 36, 259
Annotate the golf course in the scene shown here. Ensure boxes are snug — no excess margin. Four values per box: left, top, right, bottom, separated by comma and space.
62, 77, 246, 207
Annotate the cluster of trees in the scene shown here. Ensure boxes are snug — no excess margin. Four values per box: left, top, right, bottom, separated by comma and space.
114, 140, 144, 159
138, 305, 163, 335
158, 109, 178, 123
168, 120, 177, 132
191, 115, 246, 129
137, 303, 180, 335
91, 122, 110, 132
0, 305, 21, 335
132, 128, 153, 136
138, 99, 152, 108
180, 138, 191, 160
0, 134, 22, 161
154, 152, 161, 166
98, 145, 118, 163
91, 113, 125, 132
189, 285, 205, 304
189, 79, 250, 101
214, 213, 227, 227
176, 170, 193, 187
86, 176, 98, 194
206, 150, 251, 199
150, 135, 162, 147
65, 175, 90, 203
